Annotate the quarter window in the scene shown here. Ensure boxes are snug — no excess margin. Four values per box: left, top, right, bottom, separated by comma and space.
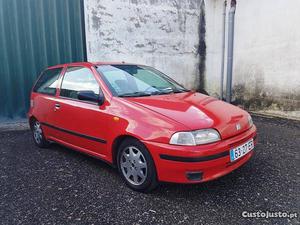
33, 68, 62, 95
60, 67, 99, 100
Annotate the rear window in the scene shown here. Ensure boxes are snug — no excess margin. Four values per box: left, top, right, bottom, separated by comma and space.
33, 68, 62, 95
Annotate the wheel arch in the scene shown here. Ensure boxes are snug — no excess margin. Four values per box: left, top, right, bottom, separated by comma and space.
111, 135, 141, 166
29, 116, 37, 129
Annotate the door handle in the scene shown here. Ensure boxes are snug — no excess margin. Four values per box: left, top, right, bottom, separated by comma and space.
54, 103, 60, 111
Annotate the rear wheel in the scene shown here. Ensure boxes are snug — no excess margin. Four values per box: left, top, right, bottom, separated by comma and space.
117, 138, 158, 192
31, 119, 50, 148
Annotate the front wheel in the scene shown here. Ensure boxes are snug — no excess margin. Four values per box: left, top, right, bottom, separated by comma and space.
117, 138, 158, 192
31, 119, 50, 148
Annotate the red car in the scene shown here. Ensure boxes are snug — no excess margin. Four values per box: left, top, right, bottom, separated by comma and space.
28, 62, 257, 192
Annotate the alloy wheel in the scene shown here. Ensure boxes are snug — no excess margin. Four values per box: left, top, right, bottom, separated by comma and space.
120, 146, 147, 185
33, 121, 43, 144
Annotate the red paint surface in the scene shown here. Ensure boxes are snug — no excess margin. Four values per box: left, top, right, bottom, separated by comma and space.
28, 62, 257, 183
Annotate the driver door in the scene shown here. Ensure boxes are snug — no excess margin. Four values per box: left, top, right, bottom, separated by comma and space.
47, 66, 109, 157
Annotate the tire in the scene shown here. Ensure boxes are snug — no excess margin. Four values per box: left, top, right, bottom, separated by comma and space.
117, 138, 158, 192
31, 119, 50, 148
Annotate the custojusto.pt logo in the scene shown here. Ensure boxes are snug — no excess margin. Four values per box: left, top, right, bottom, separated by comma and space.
242, 211, 298, 219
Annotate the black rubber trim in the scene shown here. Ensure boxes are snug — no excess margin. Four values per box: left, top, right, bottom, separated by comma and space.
160, 151, 229, 162
41, 122, 107, 144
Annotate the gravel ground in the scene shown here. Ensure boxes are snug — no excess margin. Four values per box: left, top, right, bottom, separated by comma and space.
0, 116, 299, 225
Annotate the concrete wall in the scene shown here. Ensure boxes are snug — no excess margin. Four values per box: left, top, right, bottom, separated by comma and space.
205, 0, 300, 119
84, 0, 202, 89
84, 0, 300, 119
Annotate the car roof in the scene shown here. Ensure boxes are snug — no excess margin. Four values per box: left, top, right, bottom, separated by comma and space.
47, 61, 139, 69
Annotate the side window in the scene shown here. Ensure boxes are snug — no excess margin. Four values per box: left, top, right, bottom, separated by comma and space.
60, 67, 99, 100
33, 68, 62, 95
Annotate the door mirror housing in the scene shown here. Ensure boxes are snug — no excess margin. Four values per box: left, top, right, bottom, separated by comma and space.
78, 90, 105, 105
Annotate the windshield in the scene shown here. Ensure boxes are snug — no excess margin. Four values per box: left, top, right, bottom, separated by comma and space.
96, 65, 189, 97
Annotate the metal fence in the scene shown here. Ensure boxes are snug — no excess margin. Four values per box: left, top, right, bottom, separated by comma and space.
0, 0, 86, 120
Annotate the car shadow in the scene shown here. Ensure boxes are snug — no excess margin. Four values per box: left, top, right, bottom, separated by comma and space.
47, 141, 283, 206
48, 142, 118, 173
147, 140, 270, 195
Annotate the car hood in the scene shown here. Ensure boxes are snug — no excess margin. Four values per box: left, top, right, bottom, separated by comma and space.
124, 92, 251, 139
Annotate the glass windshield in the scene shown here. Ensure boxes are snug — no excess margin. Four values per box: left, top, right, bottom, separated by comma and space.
97, 65, 189, 97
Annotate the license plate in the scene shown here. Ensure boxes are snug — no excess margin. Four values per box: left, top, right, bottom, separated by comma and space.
230, 139, 254, 162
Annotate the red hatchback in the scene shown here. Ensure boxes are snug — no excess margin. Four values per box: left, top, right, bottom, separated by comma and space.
28, 62, 257, 192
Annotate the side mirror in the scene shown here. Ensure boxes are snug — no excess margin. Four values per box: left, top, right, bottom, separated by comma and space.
98, 91, 105, 105
78, 90, 105, 105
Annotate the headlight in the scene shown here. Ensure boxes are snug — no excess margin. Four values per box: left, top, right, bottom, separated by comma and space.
248, 115, 253, 127
170, 129, 221, 146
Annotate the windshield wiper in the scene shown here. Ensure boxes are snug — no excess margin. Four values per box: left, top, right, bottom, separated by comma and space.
119, 88, 190, 97
173, 88, 190, 93
118, 92, 152, 97
151, 87, 190, 95
150, 87, 174, 95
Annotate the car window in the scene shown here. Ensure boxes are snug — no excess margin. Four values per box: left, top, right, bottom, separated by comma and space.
60, 67, 99, 100
101, 70, 128, 94
97, 65, 188, 97
134, 69, 171, 89
33, 68, 62, 95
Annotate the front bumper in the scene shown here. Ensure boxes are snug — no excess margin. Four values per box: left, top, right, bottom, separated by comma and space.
143, 125, 257, 183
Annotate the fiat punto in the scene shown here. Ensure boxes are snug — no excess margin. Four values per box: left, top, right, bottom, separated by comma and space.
28, 62, 257, 192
